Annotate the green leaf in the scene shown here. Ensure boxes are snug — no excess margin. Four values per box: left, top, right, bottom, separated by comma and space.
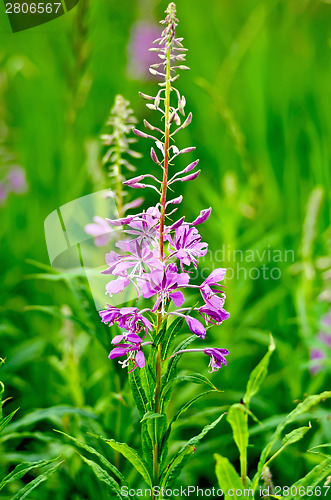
243, 334, 275, 407
104, 438, 152, 487
161, 316, 185, 360
141, 420, 154, 473
4, 406, 97, 433
160, 390, 216, 472
139, 365, 155, 402
0, 408, 19, 434
162, 373, 219, 399
214, 454, 246, 499
308, 443, 331, 452
282, 423, 311, 446
55, 430, 127, 485
161, 335, 197, 412
252, 391, 331, 491
265, 424, 312, 468
79, 455, 123, 499
128, 368, 148, 419
154, 317, 168, 348
160, 412, 226, 489
227, 404, 249, 482
279, 456, 331, 499
0, 456, 61, 491
11, 460, 63, 500
140, 411, 165, 423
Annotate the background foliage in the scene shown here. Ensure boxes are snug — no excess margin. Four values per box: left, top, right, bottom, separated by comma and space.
0, 0, 330, 498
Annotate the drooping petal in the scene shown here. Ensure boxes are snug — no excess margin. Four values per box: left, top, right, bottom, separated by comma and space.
126, 333, 143, 343
135, 350, 145, 368
108, 347, 129, 359
185, 316, 206, 339
191, 207, 212, 226
111, 335, 125, 344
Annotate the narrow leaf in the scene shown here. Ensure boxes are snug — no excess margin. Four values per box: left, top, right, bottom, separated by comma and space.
252, 391, 331, 491
161, 412, 226, 488
128, 368, 147, 419
161, 316, 185, 360
0, 456, 61, 491
279, 457, 331, 499
11, 461, 63, 500
140, 411, 165, 423
104, 439, 152, 487
282, 423, 311, 446
161, 373, 219, 399
161, 390, 215, 469
227, 404, 249, 481
55, 430, 127, 485
79, 455, 123, 499
214, 454, 245, 499
244, 334, 275, 407
0, 408, 19, 434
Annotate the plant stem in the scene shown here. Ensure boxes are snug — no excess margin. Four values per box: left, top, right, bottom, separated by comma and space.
158, 45, 171, 260
152, 315, 163, 498
115, 137, 124, 219
153, 19, 172, 498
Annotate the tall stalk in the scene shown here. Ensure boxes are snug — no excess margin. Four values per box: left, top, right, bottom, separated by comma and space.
152, 6, 175, 491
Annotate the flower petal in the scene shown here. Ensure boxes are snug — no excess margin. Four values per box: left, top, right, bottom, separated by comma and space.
170, 291, 185, 307
185, 316, 206, 339
135, 350, 145, 368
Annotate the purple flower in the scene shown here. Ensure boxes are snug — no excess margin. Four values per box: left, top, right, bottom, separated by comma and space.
85, 216, 114, 247
124, 206, 160, 246
109, 342, 145, 371
8, 166, 28, 194
102, 239, 163, 278
204, 348, 229, 372
127, 21, 161, 80
167, 224, 208, 270
117, 307, 152, 336
99, 305, 121, 325
318, 310, 331, 347
200, 268, 227, 310
99, 305, 152, 337
309, 348, 326, 375
199, 305, 230, 325
184, 315, 206, 339
138, 265, 190, 312
106, 276, 130, 296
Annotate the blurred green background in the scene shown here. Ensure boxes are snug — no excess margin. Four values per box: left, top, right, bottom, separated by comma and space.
0, 0, 330, 498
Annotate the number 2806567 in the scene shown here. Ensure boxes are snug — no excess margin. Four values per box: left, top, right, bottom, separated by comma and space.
5, 3, 62, 14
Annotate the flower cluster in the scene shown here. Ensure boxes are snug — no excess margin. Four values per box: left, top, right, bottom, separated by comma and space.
85, 95, 144, 246
99, 3, 229, 373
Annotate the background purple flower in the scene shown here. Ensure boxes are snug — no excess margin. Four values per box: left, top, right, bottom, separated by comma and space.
127, 21, 161, 80
85, 216, 114, 247
7, 166, 28, 194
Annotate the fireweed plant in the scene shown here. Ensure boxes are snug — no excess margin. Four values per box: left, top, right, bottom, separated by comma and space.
97, 3, 230, 494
